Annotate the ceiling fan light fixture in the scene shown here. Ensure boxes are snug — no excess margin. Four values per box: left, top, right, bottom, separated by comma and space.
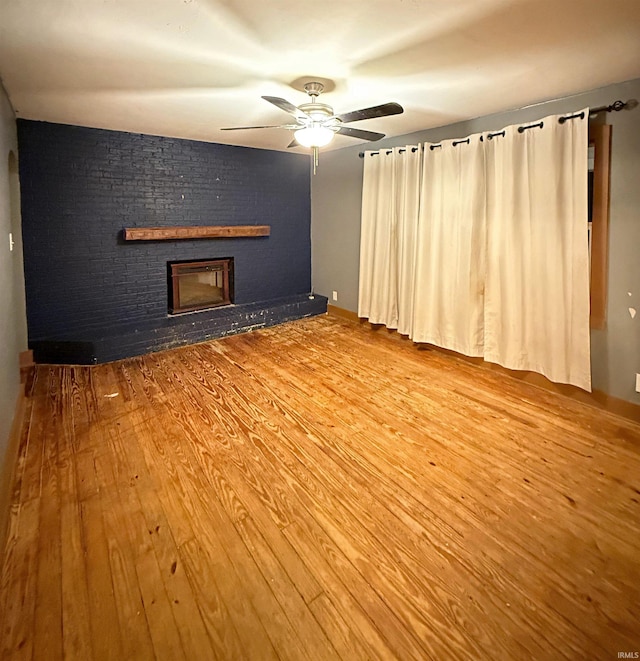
294, 125, 334, 148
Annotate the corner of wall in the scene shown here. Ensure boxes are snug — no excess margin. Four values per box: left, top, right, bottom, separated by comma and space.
0, 79, 28, 514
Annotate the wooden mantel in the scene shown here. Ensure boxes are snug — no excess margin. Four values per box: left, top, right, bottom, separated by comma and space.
123, 225, 270, 241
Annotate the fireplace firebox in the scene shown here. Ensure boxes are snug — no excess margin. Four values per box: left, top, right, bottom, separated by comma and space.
168, 258, 234, 314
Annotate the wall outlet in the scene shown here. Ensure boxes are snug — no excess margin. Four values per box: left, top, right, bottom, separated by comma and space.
9, 232, 14, 252
332, 290, 338, 301
636, 373, 640, 393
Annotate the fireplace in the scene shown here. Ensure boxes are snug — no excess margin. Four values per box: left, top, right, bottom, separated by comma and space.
168, 258, 234, 314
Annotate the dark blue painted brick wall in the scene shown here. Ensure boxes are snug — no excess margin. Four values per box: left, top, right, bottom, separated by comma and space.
18, 120, 312, 346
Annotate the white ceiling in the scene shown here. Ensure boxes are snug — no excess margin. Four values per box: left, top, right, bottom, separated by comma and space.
1, 0, 639, 153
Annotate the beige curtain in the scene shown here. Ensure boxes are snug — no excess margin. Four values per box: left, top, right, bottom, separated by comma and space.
358, 147, 421, 331
410, 136, 486, 356
484, 110, 591, 390
395, 147, 422, 336
358, 110, 591, 391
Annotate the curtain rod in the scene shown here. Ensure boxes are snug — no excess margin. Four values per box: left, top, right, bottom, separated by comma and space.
358, 99, 634, 157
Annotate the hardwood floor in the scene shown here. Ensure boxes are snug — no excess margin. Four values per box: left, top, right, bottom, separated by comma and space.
1, 314, 639, 660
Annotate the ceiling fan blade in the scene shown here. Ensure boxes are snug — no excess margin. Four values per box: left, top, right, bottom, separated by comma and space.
337, 126, 385, 141
220, 124, 298, 131
220, 125, 283, 131
336, 102, 403, 124
286, 138, 299, 149
262, 96, 308, 118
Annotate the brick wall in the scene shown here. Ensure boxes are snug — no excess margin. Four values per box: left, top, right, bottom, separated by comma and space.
17, 120, 320, 362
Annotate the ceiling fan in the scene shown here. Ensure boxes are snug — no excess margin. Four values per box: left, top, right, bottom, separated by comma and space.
221, 82, 403, 172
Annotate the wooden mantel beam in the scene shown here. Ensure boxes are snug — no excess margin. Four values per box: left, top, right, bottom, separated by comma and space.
123, 225, 270, 241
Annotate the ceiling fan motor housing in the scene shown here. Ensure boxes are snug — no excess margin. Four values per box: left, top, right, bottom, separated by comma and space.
298, 103, 335, 121
299, 83, 337, 124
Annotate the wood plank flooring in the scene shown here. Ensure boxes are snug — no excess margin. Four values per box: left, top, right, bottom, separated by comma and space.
1, 314, 639, 660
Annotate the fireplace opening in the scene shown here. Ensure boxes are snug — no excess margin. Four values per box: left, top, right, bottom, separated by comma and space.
168, 258, 234, 314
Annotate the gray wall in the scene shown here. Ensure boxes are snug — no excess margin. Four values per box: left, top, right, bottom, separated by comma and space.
311, 78, 640, 404
0, 81, 27, 464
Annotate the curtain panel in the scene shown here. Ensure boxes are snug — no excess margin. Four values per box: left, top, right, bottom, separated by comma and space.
411, 135, 486, 356
358, 110, 591, 391
484, 113, 591, 390
358, 146, 421, 332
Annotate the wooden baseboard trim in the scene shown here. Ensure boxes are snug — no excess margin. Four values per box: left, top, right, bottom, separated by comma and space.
328, 306, 640, 424
583, 389, 640, 423
19, 349, 34, 386
326, 305, 362, 323
429, 345, 640, 424
0, 383, 30, 562
19, 349, 33, 369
